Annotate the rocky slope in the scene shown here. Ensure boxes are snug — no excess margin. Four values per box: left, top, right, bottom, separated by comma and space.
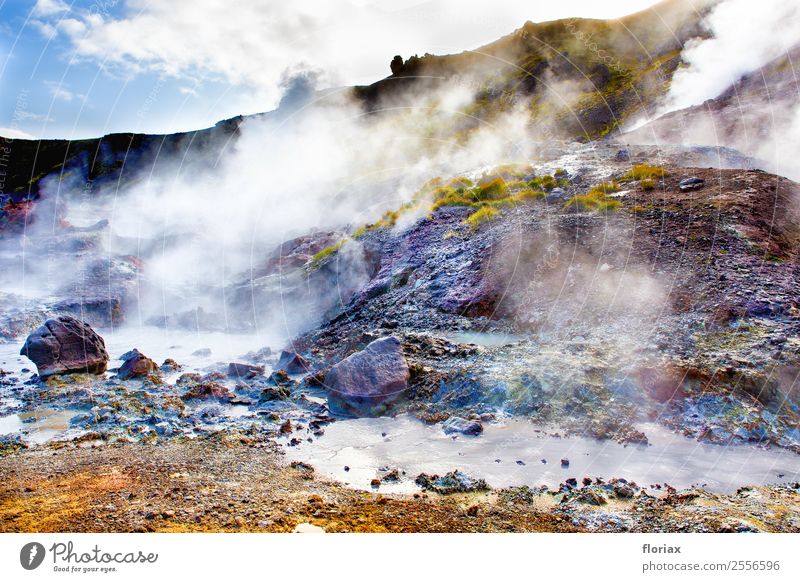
277, 145, 800, 450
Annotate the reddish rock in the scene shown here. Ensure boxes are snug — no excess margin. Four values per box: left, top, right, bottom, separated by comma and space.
20, 316, 108, 378
118, 349, 159, 380
181, 381, 232, 402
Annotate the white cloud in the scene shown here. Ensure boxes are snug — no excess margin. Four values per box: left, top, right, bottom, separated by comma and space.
31, 19, 57, 38
32, 0, 70, 18
0, 127, 35, 139
52, 0, 660, 114
44, 81, 86, 103
58, 18, 87, 37
13, 110, 54, 123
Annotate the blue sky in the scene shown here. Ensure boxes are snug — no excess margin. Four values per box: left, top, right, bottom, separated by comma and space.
0, 0, 661, 140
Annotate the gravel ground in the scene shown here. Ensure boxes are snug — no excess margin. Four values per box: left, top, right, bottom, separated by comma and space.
1, 432, 798, 533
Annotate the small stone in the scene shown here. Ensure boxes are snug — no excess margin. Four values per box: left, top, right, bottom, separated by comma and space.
227, 362, 265, 379
442, 416, 483, 436
679, 176, 705, 191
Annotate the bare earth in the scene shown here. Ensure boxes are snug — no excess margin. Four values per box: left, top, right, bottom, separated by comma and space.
1, 433, 798, 533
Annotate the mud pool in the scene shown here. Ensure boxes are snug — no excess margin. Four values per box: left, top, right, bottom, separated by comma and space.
282, 415, 800, 494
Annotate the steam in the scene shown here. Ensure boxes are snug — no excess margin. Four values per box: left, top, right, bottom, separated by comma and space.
627, 0, 800, 181
664, 0, 800, 112
13, 71, 545, 343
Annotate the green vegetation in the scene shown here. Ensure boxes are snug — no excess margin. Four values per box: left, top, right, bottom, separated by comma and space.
465, 206, 499, 229
639, 178, 656, 191
444, 177, 473, 191
564, 181, 621, 213
621, 164, 668, 180
510, 189, 546, 203
310, 239, 347, 268
430, 187, 475, 211
474, 177, 509, 201
505, 179, 529, 192
528, 174, 559, 190
429, 169, 547, 215
491, 163, 534, 179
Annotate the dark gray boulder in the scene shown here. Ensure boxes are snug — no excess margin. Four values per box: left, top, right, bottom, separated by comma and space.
324, 336, 409, 416
442, 416, 483, 436
679, 176, 705, 191
20, 316, 109, 378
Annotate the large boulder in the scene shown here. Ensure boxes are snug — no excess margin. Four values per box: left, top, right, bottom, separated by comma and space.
324, 336, 409, 416
20, 316, 109, 378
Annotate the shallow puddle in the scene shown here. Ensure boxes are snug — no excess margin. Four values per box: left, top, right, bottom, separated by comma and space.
282, 415, 800, 493
0, 408, 83, 444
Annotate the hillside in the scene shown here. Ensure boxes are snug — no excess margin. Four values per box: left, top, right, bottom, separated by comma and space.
624, 43, 800, 179
1, 0, 713, 206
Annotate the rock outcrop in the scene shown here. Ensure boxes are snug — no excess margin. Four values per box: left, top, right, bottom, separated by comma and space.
324, 336, 409, 416
20, 316, 109, 377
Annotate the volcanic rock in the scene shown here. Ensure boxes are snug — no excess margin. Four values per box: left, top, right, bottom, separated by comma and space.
118, 349, 159, 380
227, 362, 264, 379
276, 351, 310, 374
442, 416, 483, 436
679, 176, 705, 191
324, 336, 409, 416
20, 316, 109, 377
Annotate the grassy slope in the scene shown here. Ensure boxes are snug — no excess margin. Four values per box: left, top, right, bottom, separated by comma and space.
354, 0, 714, 140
